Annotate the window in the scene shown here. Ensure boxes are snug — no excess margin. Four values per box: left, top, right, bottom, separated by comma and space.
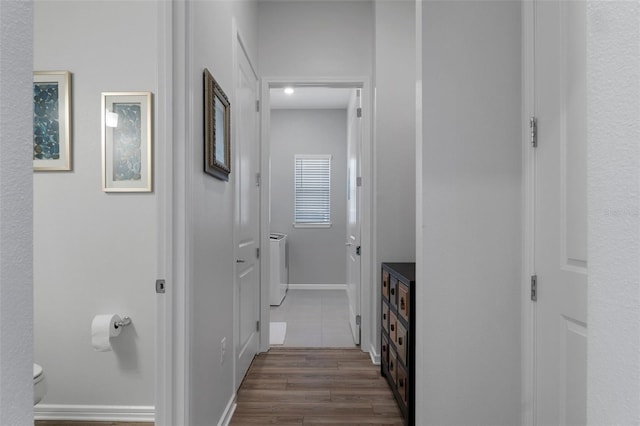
294, 154, 331, 227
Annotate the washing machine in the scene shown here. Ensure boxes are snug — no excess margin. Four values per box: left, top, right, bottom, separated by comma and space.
270, 233, 289, 306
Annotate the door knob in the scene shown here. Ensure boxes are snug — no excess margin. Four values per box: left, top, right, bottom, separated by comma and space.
236, 259, 246, 263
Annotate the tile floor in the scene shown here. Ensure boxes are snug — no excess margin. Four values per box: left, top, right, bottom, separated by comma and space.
269, 289, 357, 348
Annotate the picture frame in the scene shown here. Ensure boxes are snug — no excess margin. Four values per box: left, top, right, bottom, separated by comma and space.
33, 71, 72, 171
203, 68, 231, 181
101, 92, 153, 192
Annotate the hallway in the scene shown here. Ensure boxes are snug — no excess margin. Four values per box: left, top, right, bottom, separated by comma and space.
231, 348, 403, 425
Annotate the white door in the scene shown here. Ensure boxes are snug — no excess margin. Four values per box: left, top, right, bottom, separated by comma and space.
533, 1, 588, 424
235, 41, 260, 387
346, 89, 362, 345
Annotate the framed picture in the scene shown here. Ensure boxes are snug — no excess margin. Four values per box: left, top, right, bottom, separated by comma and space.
33, 71, 72, 171
101, 92, 153, 192
203, 68, 231, 181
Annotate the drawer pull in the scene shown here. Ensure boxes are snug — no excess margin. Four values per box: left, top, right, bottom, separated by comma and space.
399, 378, 404, 387
383, 313, 387, 320
400, 298, 405, 310
398, 337, 403, 345
391, 287, 395, 296
390, 324, 395, 332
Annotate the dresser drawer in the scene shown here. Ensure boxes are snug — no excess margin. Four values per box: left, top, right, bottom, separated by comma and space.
398, 282, 410, 322
382, 303, 389, 333
389, 311, 398, 343
396, 321, 407, 365
389, 277, 398, 308
397, 363, 408, 405
382, 335, 389, 368
382, 270, 390, 300
389, 347, 398, 385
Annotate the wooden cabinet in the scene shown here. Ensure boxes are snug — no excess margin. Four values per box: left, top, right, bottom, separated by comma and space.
381, 262, 415, 425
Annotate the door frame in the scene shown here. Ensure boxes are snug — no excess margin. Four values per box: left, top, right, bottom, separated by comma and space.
155, 1, 173, 425
258, 77, 374, 354
155, 1, 191, 424
521, 1, 536, 425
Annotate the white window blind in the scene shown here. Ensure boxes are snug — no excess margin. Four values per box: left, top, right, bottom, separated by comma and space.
294, 154, 331, 226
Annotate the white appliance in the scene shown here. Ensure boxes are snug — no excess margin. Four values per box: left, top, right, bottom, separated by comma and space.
270, 233, 289, 306
34, 363, 46, 405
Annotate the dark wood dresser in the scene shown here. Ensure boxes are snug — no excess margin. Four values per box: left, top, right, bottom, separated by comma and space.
380, 262, 415, 425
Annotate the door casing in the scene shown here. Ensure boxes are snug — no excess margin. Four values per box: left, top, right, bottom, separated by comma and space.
259, 77, 374, 355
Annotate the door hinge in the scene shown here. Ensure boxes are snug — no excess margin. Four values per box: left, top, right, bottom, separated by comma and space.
356, 315, 361, 326
531, 275, 538, 301
256, 172, 261, 187
256, 100, 260, 112
155, 279, 166, 294
256, 321, 260, 332
356, 246, 361, 256
256, 247, 260, 259
530, 116, 538, 148
357, 107, 362, 118
356, 176, 362, 187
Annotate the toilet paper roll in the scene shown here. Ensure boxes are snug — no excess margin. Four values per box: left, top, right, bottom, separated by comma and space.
91, 314, 122, 352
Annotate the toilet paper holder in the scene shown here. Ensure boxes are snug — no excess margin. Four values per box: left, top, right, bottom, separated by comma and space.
114, 316, 132, 329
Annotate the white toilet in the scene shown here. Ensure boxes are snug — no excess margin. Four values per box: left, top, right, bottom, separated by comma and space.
33, 363, 46, 405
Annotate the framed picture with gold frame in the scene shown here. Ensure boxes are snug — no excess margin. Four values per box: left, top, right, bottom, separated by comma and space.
101, 92, 153, 192
203, 68, 231, 181
33, 71, 72, 171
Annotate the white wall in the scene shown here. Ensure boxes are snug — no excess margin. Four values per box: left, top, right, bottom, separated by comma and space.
373, 0, 416, 354
0, 1, 33, 424
587, 1, 640, 424
417, 1, 521, 425
258, 1, 373, 78
270, 109, 347, 285
187, 1, 258, 424
33, 0, 157, 412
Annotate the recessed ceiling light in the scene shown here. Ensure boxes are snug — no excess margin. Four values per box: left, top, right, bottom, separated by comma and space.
284, 87, 295, 95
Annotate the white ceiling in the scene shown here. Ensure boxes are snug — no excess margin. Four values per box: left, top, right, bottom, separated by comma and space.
269, 87, 355, 110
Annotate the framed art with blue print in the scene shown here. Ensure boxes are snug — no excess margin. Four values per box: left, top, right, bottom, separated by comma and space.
33, 71, 72, 171
101, 92, 153, 192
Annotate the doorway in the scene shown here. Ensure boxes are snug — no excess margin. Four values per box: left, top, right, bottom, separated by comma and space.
259, 79, 372, 353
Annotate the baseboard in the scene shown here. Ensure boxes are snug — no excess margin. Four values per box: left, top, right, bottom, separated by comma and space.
369, 342, 381, 365
288, 284, 347, 291
34, 404, 154, 422
218, 394, 237, 426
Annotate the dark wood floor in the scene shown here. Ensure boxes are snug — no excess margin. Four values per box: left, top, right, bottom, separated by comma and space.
231, 348, 404, 425
35, 422, 152, 426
